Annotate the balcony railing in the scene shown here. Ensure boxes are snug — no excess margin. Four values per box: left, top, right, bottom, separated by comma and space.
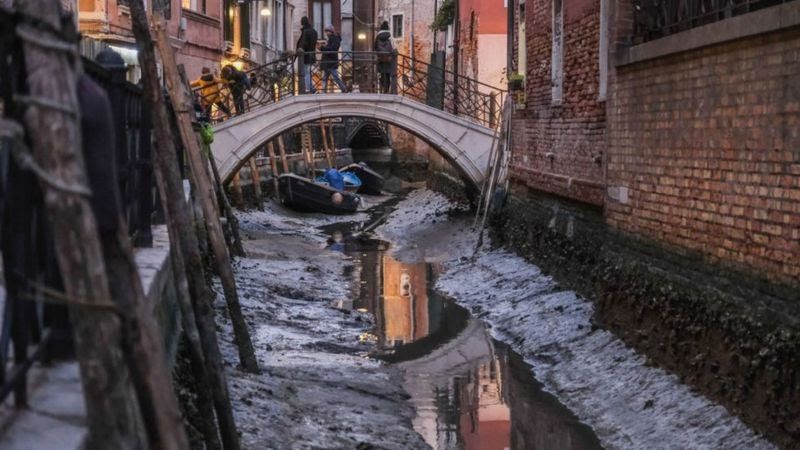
193, 51, 505, 129
633, 0, 793, 43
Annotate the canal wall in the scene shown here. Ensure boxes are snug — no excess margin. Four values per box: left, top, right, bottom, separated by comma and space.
489, 185, 800, 448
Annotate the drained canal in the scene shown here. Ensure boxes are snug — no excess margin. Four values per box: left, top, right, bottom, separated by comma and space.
322, 222, 602, 450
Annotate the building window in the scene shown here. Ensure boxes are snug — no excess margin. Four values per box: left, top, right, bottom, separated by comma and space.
551, 0, 564, 104
182, 0, 204, 13
312, 0, 332, 37
391, 14, 403, 38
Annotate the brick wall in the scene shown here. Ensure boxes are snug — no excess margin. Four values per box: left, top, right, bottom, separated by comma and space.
510, 0, 606, 206
607, 27, 800, 286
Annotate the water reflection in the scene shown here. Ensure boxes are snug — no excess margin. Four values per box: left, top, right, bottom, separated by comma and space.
328, 233, 601, 450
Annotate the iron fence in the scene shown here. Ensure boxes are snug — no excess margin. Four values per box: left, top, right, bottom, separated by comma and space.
84, 58, 155, 247
633, 0, 793, 43
194, 51, 504, 129
0, 51, 156, 410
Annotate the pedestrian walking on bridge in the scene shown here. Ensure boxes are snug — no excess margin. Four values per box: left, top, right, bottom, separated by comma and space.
320, 25, 348, 93
297, 16, 318, 94
374, 21, 394, 94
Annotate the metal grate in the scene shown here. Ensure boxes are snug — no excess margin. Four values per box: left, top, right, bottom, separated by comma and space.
633, 0, 794, 43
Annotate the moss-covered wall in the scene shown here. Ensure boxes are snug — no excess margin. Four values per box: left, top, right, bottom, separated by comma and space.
490, 185, 800, 448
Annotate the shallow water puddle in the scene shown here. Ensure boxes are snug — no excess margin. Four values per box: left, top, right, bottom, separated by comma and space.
324, 227, 602, 450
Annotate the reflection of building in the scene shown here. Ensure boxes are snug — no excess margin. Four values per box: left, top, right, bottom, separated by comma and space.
382, 255, 429, 346
458, 356, 511, 450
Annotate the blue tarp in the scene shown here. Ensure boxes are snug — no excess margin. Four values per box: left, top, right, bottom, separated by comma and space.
324, 168, 345, 190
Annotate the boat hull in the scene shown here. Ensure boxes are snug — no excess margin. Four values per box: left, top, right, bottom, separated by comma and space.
278, 174, 360, 214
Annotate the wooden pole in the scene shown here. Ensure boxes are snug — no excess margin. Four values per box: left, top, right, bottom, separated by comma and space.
153, 17, 259, 373
266, 141, 280, 194
12, 2, 184, 448
248, 155, 264, 209
320, 121, 334, 168
328, 120, 336, 161
127, 4, 243, 449
12, 27, 147, 450
277, 134, 290, 173
206, 147, 245, 257
231, 172, 244, 208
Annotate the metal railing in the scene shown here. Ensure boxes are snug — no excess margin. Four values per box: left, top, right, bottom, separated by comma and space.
633, 0, 793, 43
193, 51, 505, 129
0, 54, 156, 410
84, 58, 155, 247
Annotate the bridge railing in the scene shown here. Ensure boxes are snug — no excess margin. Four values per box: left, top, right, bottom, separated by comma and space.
193, 51, 504, 129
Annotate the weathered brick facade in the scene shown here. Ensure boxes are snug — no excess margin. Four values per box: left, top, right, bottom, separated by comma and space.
502, 2, 800, 445
607, 24, 800, 287
509, 0, 606, 206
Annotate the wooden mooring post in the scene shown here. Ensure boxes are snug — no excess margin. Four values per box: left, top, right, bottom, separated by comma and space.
249, 155, 264, 209
267, 141, 280, 195
13, 1, 190, 448
152, 17, 259, 375
128, 4, 245, 449
277, 134, 290, 173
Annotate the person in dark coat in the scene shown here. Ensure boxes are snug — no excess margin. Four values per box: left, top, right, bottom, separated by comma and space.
320, 24, 348, 93
221, 64, 251, 115
296, 16, 318, 93
373, 21, 394, 93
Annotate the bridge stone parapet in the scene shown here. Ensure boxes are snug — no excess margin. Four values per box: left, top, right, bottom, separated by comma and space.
210, 94, 497, 188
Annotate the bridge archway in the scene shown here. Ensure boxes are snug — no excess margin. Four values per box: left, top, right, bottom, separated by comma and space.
346, 120, 390, 149
210, 94, 496, 188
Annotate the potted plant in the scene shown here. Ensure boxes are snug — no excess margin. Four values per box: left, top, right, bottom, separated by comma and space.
507, 73, 524, 91
507, 73, 525, 107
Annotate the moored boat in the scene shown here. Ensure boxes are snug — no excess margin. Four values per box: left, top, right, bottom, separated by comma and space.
340, 162, 384, 195
314, 170, 362, 193
278, 173, 360, 214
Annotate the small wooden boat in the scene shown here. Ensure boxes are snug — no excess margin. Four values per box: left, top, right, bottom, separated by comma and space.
278, 173, 360, 214
340, 163, 384, 195
314, 171, 362, 193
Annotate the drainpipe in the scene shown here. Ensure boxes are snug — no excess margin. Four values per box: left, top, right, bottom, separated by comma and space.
507, 0, 514, 75
410, 0, 415, 78
452, 0, 460, 116
432, 0, 438, 52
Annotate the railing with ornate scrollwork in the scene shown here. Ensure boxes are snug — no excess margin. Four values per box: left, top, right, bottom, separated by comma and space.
192, 51, 504, 129
633, 0, 794, 43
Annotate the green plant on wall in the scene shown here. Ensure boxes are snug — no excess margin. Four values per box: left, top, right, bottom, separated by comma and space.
430, 0, 455, 31
508, 73, 524, 90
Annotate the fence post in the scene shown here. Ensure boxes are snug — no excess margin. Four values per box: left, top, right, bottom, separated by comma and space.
489, 91, 497, 129
135, 94, 155, 247
297, 50, 306, 94
390, 50, 398, 95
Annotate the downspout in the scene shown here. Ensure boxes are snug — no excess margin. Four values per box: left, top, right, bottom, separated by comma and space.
507, 0, 514, 75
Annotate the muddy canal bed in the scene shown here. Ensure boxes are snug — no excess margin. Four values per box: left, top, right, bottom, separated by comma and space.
216, 189, 775, 450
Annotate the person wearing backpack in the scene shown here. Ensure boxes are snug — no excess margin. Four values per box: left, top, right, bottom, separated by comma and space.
297, 16, 318, 93
221, 64, 251, 115
320, 25, 348, 93
374, 21, 394, 93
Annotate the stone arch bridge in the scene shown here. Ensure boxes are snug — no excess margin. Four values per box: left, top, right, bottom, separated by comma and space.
210, 94, 498, 188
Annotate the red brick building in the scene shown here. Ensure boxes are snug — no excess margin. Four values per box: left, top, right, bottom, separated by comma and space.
508, 0, 800, 288
606, 2, 800, 287
503, 1, 800, 445
508, 0, 606, 206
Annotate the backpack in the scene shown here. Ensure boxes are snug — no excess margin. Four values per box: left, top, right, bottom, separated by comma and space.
376, 38, 393, 63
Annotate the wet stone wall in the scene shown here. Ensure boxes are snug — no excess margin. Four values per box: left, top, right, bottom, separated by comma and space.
489, 185, 800, 448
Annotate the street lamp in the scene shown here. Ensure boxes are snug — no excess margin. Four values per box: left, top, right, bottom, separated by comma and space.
237, 0, 270, 17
